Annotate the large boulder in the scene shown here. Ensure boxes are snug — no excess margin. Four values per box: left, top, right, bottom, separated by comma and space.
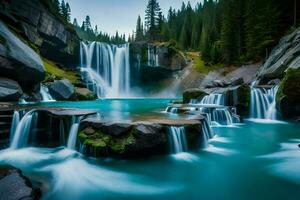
0, 78, 23, 101
79, 118, 205, 159
0, 21, 45, 89
1, 0, 79, 67
257, 26, 300, 82
49, 79, 75, 100
183, 88, 208, 103
276, 68, 300, 119
0, 166, 40, 200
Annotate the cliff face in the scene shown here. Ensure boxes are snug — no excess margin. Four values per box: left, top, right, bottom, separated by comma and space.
0, 0, 79, 67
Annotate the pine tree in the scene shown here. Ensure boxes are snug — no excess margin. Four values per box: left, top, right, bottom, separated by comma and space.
65, 3, 71, 22
135, 15, 144, 41
73, 18, 78, 27
52, 0, 60, 13
145, 0, 161, 40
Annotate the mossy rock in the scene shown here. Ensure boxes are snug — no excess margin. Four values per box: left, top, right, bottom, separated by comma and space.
277, 68, 300, 102
183, 89, 208, 104
75, 87, 97, 101
236, 84, 251, 115
79, 128, 136, 154
276, 68, 300, 119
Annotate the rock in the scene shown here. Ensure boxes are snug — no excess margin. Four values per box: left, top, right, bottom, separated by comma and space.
0, 166, 40, 200
257, 26, 300, 81
49, 79, 75, 100
0, 77, 23, 101
183, 88, 208, 104
276, 68, 300, 119
79, 118, 205, 159
0, 21, 45, 89
226, 84, 251, 116
267, 79, 281, 85
230, 77, 244, 86
75, 87, 96, 100
1, 0, 79, 67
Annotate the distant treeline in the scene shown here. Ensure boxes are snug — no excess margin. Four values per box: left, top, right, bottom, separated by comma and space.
49, 0, 126, 44
134, 0, 299, 64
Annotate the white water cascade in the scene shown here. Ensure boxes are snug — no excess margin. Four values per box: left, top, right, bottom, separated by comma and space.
147, 45, 159, 67
10, 110, 36, 149
67, 116, 82, 150
10, 111, 20, 142
168, 126, 188, 154
40, 85, 55, 102
80, 42, 131, 98
250, 84, 279, 120
199, 93, 225, 105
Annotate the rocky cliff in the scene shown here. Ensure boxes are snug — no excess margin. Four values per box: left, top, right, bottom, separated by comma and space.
0, 0, 79, 67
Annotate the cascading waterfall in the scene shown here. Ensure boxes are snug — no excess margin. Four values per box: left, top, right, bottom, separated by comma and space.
67, 116, 82, 150
10, 110, 36, 149
80, 41, 131, 98
202, 117, 214, 146
198, 107, 237, 126
147, 45, 159, 67
250, 84, 279, 120
10, 111, 20, 142
168, 126, 188, 154
199, 93, 225, 105
40, 85, 55, 102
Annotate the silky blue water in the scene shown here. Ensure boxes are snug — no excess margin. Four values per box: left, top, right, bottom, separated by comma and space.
1, 99, 300, 200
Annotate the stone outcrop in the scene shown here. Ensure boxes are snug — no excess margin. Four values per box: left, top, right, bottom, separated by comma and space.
182, 88, 207, 103
257, 26, 300, 82
49, 79, 75, 100
0, 78, 23, 101
276, 68, 300, 120
0, 21, 45, 90
79, 118, 204, 159
0, 0, 79, 67
0, 166, 40, 200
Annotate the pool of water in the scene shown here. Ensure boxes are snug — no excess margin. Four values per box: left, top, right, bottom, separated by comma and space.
2, 100, 300, 200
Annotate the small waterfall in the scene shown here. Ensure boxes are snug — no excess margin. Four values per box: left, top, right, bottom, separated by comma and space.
250, 84, 279, 120
10, 111, 20, 142
40, 85, 55, 102
10, 110, 36, 149
147, 45, 159, 67
202, 117, 214, 146
168, 126, 188, 154
80, 42, 131, 98
59, 120, 66, 145
200, 93, 225, 105
67, 116, 82, 150
199, 107, 236, 126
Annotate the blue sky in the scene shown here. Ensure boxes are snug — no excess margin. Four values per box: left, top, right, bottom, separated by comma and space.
68, 0, 201, 36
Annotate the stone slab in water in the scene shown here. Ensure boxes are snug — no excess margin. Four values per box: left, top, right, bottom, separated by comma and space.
0, 166, 40, 200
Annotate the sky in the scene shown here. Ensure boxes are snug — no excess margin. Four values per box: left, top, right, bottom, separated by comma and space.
68, 0, 202, 37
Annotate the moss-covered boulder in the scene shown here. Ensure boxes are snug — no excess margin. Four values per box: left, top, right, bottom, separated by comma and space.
225, 84, 251, 116
79, 118, 206, 159
183, 89, 208, 104
276, 68, 300, 119
75, 87, 97, 101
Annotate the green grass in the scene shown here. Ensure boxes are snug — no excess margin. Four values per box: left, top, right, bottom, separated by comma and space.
43, 58, 80, 85
187, 52, 224, 74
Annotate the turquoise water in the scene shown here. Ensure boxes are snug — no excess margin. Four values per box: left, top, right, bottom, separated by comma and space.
2, 99, 300, 200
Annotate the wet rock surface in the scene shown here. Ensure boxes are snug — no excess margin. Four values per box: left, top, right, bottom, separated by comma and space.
79, 118, 204, 159
48, 79, 75, 100
0, 166, 40, 200
0, 78, 23, 101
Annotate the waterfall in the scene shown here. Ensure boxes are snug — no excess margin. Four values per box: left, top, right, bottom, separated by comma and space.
168, 126, 188, 154
59, 120, 65, 145
250, 84, 279, 120
147, 45, 159, 67
202, 117, 214, 146
200, 93, 225, 105
198, 107, 236, 126
10, 110, 36, 149
67, 116, 82, 150
40, 85, 55, 102
10, 111, 20, 142
80, 42, 131, 98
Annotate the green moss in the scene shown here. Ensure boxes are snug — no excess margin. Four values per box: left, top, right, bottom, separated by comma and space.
42, 58, 80, 85
187, 52, 224, 74
183, 89, 207, 104
79, 128, 136, 154
277, 68, 300, 102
